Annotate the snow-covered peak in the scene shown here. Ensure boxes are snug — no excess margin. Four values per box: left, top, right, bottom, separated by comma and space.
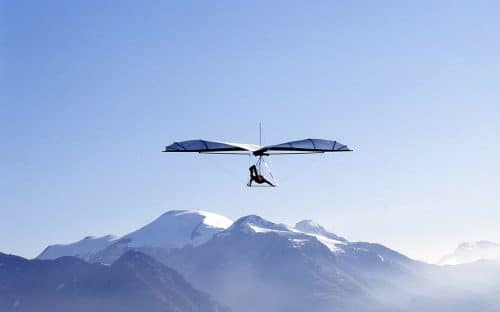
438, 240, 500, 265
123, 210, 232, 248
294, 220, 347, 242
38, 235, 118, 260
295, 219, 322, 231
162, 210, 233, 229
220, 215, 346, 253
224, 215, 291, 234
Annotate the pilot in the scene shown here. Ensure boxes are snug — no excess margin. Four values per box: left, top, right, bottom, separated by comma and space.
247, 165, 275, 187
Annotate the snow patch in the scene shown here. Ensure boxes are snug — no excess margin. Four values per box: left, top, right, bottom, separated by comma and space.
306, 233, 346, 253
175, 210, 232, 229
289, 239, 308, 248
248, 224, 292, 234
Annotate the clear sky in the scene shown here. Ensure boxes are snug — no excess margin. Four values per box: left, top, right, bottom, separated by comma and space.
1, 1, 499, 262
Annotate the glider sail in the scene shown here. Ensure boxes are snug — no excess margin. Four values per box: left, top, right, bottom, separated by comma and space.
163, 138, 352, 155
163, 136, 351, 187
163, 139, 260, 154
254, 138, 352, 155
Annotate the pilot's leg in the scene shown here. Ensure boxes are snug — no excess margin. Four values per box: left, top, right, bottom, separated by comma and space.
264, 179, 275, 187
248, 166, 256, 186
249, 165, 258, 178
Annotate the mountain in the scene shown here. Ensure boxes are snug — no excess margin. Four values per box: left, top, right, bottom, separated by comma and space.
0, 251, 229, 312
39, 212, 416, 311
38, 210, 232, 261
37, 235, 117, 261
438, 241, 500, 265
160, 215, 425, 312
160, 214, 500, 312
34, 210, 500, 311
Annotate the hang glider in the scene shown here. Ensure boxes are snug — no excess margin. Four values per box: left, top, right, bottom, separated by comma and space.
163, 137, 352, 187
163, 138, 352, 155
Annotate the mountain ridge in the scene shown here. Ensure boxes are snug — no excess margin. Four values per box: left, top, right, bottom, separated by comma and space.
0, 250, 229, 312
38, 210, 233, 261
439, 240, 500, 265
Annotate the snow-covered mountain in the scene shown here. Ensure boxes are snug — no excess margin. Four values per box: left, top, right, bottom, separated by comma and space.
38, 235, 117, 261
438, 241, 500, 265
32, 210, 500, 311
39, 211, 354, 263
38, 210, 402, 268
160, 214, 422, 312
38, 210, 232, 260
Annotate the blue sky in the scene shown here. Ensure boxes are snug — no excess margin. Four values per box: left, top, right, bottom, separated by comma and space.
1, 1, 499, 262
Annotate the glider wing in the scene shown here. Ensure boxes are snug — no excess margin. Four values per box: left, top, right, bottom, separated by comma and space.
254, 138, 352, 155
163, 139, 260, 154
